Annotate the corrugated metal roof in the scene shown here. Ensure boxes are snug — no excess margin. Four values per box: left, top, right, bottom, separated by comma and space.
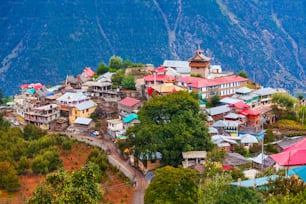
75, 100, 96, 110
74, 117, 92, 125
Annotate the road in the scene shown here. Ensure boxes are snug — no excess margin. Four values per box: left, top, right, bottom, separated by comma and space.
64, 133, 148, 204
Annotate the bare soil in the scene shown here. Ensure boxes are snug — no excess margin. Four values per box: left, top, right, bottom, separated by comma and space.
0, 142, 134, 204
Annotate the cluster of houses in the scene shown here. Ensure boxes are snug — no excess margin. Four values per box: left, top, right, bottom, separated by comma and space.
6, 47, 305, 181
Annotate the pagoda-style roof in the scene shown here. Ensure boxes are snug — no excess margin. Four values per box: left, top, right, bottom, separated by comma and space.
189, 48, 211, 62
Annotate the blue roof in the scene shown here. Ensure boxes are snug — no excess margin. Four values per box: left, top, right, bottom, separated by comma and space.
288, 166, 306, 182
231, 175, 278, 187
123, 113, 138, 123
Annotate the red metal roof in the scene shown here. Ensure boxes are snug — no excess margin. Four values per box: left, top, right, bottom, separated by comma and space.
118, 97, 141, 107
144, 74, 175, 82
177, 75, 248, 88
154, 65, 167, 73
239, 109, 260, 116
283, 138, 306, 152
21, 83, 43, 90
229, 101, 249, 110
83, 67, 95, 78
270, 149, 306, 166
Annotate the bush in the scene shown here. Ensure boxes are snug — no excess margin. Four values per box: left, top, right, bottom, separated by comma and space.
0, 161, 20, 191
62, 139, 72, 151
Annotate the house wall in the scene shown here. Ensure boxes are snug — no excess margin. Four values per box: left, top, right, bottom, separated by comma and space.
118, 103, 141, 114
69, 106, 96, 124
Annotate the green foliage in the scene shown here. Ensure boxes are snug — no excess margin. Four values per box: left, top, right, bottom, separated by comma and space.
201, 173, 232, 204
86, 148, 109, 180
206, 147, 225, 163
121, 75, 136, 90
261, 176, 306, 199
109, 55, 123, 69
62, 139, 72, 150
210, 94, 221, 107
228, 167, 247, 181
28, 183, 53, 204
111, 69, 125, 87
28, 163, 103, 203
0, 161, 20, 191
272, 93, 298, 120
216, 185, 264, 204
237, 70, 248, 78
96, 62, 109, 76
31, 147, 62, 174
23, 124, 47, 140
272, 119, 306, 130
264, 129, 275, 143
145, 166, 201, 204
267, 188, 306, 204
126, 91, 213, 166
18, 156, 30, 174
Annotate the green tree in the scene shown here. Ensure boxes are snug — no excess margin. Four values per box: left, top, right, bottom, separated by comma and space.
0, 161, 20, 191
126, 91, 213, 166
237, 70, 248, 78
96, 62, 109, 76
201, 173, 232, 204
111, 69, 125, 87
122, 75, 136, 90
18, 156, 30, 174
23, 124, 47, 140
145, 166, 201, 204
109, 55, 123, 69
216, 185, 264, 204
272, 93, 297, 120
210, 94, 220, 107
264, 129, 275, 143
28, 163, 103, 204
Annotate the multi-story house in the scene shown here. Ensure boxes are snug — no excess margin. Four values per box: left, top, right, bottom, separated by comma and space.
14, 95, 40, 125
176, 75, 248, 99
88, 78, 121, 102
24, 104, 60, 130
69, 100, 97, 124
56, 92, 96, 124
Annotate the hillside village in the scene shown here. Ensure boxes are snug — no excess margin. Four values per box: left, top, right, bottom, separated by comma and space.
1, 46, 306, 202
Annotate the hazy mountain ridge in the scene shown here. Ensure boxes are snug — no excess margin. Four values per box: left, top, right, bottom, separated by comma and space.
1, 0, 305, 96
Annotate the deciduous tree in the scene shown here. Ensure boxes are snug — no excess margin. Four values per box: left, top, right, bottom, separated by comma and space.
126, 91, 213, 166
145, 166, 201, 204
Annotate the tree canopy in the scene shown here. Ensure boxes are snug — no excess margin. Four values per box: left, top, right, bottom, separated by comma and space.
272, 93, 297, 120
125, 91, 213, 166
237, 70, 248, 78
144, 166, 201, 204
28, 163, 103, 204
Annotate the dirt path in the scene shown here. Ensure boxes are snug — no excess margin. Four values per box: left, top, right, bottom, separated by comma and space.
66, 133, 148, 204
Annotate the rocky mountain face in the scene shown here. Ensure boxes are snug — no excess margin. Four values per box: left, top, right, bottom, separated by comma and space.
1, 0, 305, 96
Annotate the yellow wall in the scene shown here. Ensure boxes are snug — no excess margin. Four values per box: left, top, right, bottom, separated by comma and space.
69, 105, 96, 124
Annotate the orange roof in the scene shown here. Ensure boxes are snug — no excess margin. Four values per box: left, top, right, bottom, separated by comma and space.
118, 97, 141, 107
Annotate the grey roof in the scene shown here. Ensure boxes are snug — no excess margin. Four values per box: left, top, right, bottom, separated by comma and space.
224, 113, 245, 119
276, 136, 305, 150
240, 134, 258, 144
224, 152, 250, 166
250, 153, 268, 164
182, 151, 207, 159
220, 97, 243, 105
212, 120, 239, 128
236, 87, 252, 94
74, 117, 92, 125
211, 135, 238, 145
209, 127, 219, 134
206, 105, 231, 116
75, 100, 96, 110
163, 60, 191, 74
233, 93, 258, 101
139, 151, 162, 161
56, 92, 88, 102
253, 87, 277, 96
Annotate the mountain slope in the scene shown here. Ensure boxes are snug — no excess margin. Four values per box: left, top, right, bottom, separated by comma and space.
0, 0, 305, 95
